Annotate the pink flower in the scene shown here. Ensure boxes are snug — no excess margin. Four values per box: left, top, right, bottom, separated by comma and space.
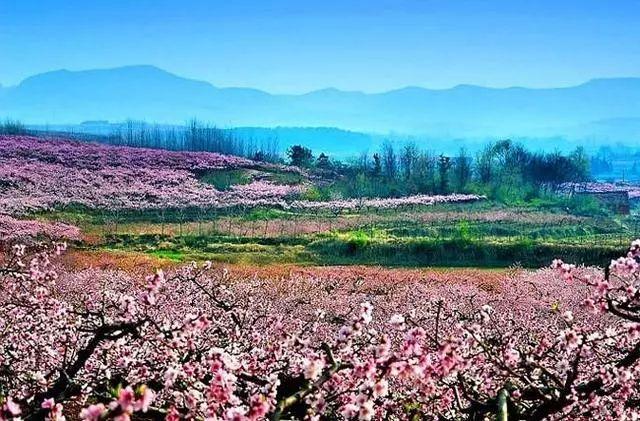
80, 404, 106, 421
372, 379, 389, 398
560, 329, 582, 350
389, 314, 405, 329
595, 279, 609, 296
610, 257, 639, 275
358, 400, 375, 421
133, 386, 154, 413
504, 348, 520, 367
626, 323, 640, 340
338, 325, 353, 342
562, 311, 574, 324
40, 398, 65, 421
4, 398, 21, 416
582, 298, 599, 314
403, 327, 426, 356
116, 387, 135, 413
340, 403, 359, 419
164, 367, 179, 387
41, 399, 55, 410
302, 357, 325, 380
223, 407, 246, 421
165, 407, 180, 421
247, 395, 270, 420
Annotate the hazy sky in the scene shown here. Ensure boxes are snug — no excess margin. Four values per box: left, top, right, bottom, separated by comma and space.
1, 0, 639, 93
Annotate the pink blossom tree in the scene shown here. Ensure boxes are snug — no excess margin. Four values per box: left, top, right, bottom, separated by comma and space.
2, 240, 640, 420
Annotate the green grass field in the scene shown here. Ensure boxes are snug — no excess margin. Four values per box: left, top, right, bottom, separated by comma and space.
39, 201, 639, 268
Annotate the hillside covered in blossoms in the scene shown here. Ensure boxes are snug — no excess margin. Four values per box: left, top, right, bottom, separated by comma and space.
0, 136, 305, 214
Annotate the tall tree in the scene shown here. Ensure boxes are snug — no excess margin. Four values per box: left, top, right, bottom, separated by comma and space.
475, 144, 494, 184
316, 153, 332, 169
400, 142, 418, 180
438, 155, 452, 194
372, 153, 382, 176
287, 145, 314, 168
453, 148, 472, 191
381, 141, 397, 179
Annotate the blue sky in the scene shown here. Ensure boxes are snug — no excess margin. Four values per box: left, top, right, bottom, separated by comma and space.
1, 0, 639, 93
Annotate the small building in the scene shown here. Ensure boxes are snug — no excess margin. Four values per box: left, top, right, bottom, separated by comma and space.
575, 191, 630, 214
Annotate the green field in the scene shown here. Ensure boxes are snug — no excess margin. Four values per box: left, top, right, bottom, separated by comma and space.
39, 201, 639, 268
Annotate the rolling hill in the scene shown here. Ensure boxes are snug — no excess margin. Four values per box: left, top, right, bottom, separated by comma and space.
1, 65, 639, 141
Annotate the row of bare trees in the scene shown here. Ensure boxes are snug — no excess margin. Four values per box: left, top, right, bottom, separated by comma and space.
107, 119, 280, 162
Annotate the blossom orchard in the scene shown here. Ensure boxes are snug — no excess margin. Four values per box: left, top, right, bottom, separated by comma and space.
0, 214, 80, 246
2, 238, 640, 419
0, 135, 302, 214
0, 135, 483, 215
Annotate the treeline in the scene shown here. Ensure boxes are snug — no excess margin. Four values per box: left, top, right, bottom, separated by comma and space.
0, 119, 28, 135
0, 118, 281, 162
298, 139, 591, 202
0, 118, 592, 202
106, 120, 280, 162
590, 144, 640, 180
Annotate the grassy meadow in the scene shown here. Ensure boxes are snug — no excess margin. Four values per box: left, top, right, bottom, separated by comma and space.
39, 199, 639, 268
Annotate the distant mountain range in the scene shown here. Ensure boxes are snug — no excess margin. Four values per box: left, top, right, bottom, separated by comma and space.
1, 65, 639, 142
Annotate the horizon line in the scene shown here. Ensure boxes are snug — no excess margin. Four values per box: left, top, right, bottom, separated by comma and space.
4, 64, 640, 96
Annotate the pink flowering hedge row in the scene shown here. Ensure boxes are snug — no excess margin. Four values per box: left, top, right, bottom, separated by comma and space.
2, 239, 640, 420
288, 194, 484, 212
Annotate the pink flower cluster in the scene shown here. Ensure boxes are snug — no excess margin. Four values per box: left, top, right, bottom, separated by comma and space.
3, 240, 640, 419
0, 214, 80, 246
288, 193, 485, 212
